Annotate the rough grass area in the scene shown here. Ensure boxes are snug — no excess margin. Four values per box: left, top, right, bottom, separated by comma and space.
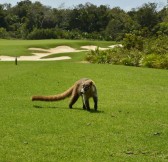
0, 60, 168, 162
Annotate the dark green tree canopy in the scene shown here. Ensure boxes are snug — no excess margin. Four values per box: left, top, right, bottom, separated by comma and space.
0, 1, 167, 40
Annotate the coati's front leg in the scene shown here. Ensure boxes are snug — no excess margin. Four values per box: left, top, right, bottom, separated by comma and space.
82, 95, 90, 111
82, 95, 86, 110
93, 96, 98, 111
82, 102, 86, 110
85, 99, 90, 111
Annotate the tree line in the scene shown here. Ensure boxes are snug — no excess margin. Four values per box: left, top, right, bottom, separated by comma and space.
0, 0, 167, 40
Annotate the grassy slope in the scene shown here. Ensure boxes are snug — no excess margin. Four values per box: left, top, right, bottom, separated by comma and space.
0, 61, 168, 162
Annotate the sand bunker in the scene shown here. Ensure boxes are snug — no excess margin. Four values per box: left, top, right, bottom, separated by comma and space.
0, 44, 122, 61
81, 44, 122, 51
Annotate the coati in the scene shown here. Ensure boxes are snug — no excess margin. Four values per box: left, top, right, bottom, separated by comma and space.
32, 78, 98, 111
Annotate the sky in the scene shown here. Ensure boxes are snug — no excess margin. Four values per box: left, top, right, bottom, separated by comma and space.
0, 0, 167, 11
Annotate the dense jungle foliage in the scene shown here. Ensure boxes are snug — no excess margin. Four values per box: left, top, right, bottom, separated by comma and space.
0, 0, 167, 40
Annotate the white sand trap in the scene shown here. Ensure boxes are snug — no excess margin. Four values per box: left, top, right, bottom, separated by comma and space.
81, 46, 109, 50
81, 44, 123, 51
0, 44, 122, 61
109, 44, 123, 48
29, 46, 81, 55
0, 46, 77, 61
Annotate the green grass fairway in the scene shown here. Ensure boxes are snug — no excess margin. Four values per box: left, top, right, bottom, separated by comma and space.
0, 39, 115, 57
0, 40, 168, 162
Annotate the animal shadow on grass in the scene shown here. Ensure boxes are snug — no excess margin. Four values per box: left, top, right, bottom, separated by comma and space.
89, 109, 104, 113
33, 105, 104, 113
33, 105, 61, 109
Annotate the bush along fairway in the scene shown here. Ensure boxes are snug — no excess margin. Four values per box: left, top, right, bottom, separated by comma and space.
86, 35, 168, 69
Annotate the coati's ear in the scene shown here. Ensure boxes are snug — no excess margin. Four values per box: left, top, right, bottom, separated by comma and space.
89, 80, 93, 85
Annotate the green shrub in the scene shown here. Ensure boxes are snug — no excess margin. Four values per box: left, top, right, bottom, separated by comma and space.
86, 47, 125, 65
141, 54, 168, 69
27, 28, 106, 40
153, 22, 168, 36
141, 54, 159, 68
27, 28, 56, 39
159, 55, 168, 69
144, 36, 168, 55
0, 28, 9, 38
123, 33, 144, 51
86, 47, 143, 66
86, 35, 168, 69
121, 49, 143, 66
85, 48, 99, 63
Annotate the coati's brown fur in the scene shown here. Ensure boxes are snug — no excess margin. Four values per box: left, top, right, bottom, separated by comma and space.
32, 78, 98, 111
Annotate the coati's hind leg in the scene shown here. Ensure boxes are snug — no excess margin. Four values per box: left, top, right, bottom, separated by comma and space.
69, 87, 79, 108
69, 94, 79, 108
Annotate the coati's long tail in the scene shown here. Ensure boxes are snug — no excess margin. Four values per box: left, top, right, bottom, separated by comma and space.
32, 85, 74, 101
